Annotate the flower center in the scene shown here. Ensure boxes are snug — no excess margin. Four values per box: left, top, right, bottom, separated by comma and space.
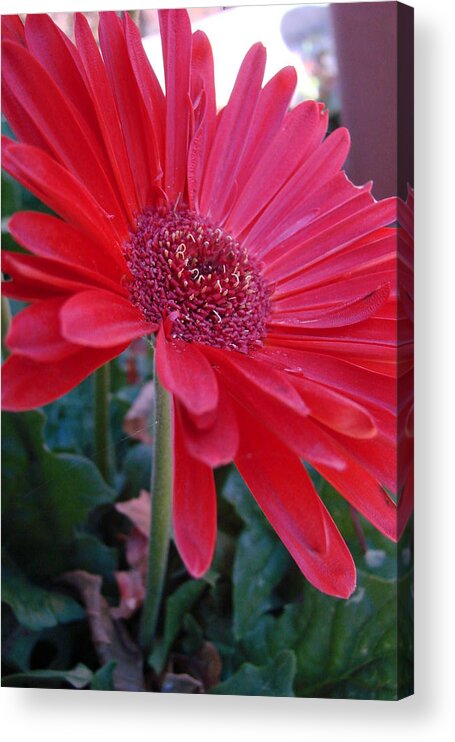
123, 207, 271, 352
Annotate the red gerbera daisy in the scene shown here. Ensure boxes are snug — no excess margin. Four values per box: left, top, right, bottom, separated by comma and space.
1, 10, 403, 599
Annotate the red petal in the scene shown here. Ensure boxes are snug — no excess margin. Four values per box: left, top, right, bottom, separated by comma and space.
159, 9, 192, 202
314, 439, 398, 541
1, 139, 123, 253
328, 427, 399, 495
200, 42, 266, 223
274, 268, 395, 311
2, 251, 119, 298
2, 344, 127, 411
274, 228, 395, 298
266, 336, 409, 379
2, 68, 52, 153
124, 13, 165, 161
2, 39, 125, 226
2, 15, 26, 45
61, 290, 154, 347
234, 404, 356, 598
5, 297, 79, 362
257, 347, 396, 413
98, 12, 162, 207
291, 376, 377, 439
266, 191, 376, 270
265, 198, 397, 283
269, 314, 399, 345
155, 328, 218, 416
230, 66, 297, 201
206, 345, 308, 415
206, 347, 345, 471
1, 279, 60, 302
173, 404, 216, 577
243, 132, 355, 256
8, 211, 125, 286
187, 30, 216, 209
24, 14, 100, 138
270, 284, 391, 330
74, 12, 139, 219
228, 101, 327, 235
177, 386, 238, 467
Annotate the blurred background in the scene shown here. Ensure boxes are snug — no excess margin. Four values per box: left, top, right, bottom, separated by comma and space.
48, 3, 413, 201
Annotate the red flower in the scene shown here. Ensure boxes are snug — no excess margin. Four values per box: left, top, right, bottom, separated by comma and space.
1, 10, 404, 598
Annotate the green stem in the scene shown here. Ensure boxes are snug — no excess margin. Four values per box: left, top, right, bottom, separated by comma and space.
93, 363, 111, 482
139, 365, 173, 656
1, 295, 12, 360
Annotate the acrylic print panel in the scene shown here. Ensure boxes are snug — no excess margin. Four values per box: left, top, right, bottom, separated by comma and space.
1, 3, 414, 699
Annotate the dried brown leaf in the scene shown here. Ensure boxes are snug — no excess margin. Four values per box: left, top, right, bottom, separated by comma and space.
61, 570, 145, 691
194, 641, 222, 690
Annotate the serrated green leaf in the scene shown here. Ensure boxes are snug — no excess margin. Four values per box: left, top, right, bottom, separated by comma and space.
211, 650, 296, 697
2, 663, 93, 689
149, 580, 207, 673
2, 564, 85, 631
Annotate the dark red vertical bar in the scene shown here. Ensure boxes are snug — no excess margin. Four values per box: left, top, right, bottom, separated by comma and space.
332, 1, 414, 700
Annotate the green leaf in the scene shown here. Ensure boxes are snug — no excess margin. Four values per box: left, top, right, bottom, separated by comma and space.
2, 410, 116, 578
242, 567, 413, 700
90, 661, 117, 691
232, 528, 289, 639
2, 564, 85, 631
2, 172, 23, 218
43, 377, 94, 455
68, 533, 118, 578
2, 623, 82, 674
211, 650, 296, 697
180, 613, 204, 655
40, 453, 115, 539
149, 580, 207, 673
222, 468, 290, 639
2, 663, 93, 689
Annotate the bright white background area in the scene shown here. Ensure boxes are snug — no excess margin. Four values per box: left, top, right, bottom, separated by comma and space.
1, 1, 454, 741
